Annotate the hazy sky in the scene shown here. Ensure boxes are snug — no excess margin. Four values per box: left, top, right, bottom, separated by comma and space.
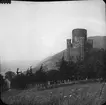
0, 0, 106, 62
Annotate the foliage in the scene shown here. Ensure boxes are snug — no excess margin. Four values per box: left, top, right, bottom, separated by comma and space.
35, 64, 47, 84
46, 70, 61, 82
0, 74, 9, 92
0, 74, 5, 92
6, 48, 106, 90
11, 74, 28, 89
56, 48, 106, 82
5, 71, 16, 81
11, 64, 47, 89
0, 74, 5, 86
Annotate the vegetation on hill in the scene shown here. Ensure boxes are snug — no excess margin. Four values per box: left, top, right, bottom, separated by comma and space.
0, 74, 5, 93
30, 36, 106, 73
0, 48, 106, 91
1, 48, 106, 105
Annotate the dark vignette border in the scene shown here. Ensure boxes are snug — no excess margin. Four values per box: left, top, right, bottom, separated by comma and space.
0, 0, 11, 4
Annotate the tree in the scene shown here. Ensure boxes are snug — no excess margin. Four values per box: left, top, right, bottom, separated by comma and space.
102, 49, 106, 80
35, 64, 47, 83
86, 63, 94, 79
29, 66, 33, 75
0, 74, 11, 92
5, 71, 16, 81
76, 63, 87, 80
58, 55, 68, 80
26, 66, 33, 76
47, 70, 60, 82
0, 74, 5, 92
66, 60, 77, 80
11, 74, 28, 89
94, 60, 104, 78
16, 68, 21, 75
26, 68, 30, 76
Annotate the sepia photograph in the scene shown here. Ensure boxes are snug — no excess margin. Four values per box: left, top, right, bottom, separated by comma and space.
0, 0, 106, 105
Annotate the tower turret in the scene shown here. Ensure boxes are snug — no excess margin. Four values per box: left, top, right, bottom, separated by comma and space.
72, 28, 87, 48
79, 37, 85, 60
72, 28, 87, 61
67, 39, 72, 61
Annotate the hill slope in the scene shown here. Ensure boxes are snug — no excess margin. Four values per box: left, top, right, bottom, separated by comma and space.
1, 82, 106, 105
31, 36, 106, 73
88, 36, 106, 49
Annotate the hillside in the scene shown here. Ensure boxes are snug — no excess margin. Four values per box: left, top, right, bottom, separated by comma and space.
88, 36, 106, 49
1, 36, 105, 75
31, 36, 106, 73
1, 82, 106, 105
30, 50, 65, 73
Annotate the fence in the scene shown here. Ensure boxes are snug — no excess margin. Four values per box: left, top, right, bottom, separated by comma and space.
25, 78, 102, 91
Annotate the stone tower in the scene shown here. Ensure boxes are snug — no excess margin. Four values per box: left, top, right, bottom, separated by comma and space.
67, 39, 72, 61
72, 28, 87, 61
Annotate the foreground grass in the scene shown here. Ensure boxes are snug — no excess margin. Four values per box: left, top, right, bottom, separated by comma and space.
1, 82, 106, 105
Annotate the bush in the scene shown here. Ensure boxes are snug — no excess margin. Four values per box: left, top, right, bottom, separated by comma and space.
0, 74, 5, 92
11, 74, 28, 89
0, 74, 9, 93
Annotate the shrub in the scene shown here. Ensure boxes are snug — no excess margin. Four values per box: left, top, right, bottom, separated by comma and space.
11, 74, 28, 89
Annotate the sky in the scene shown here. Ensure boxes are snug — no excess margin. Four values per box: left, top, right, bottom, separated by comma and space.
0, 0, 106, 62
